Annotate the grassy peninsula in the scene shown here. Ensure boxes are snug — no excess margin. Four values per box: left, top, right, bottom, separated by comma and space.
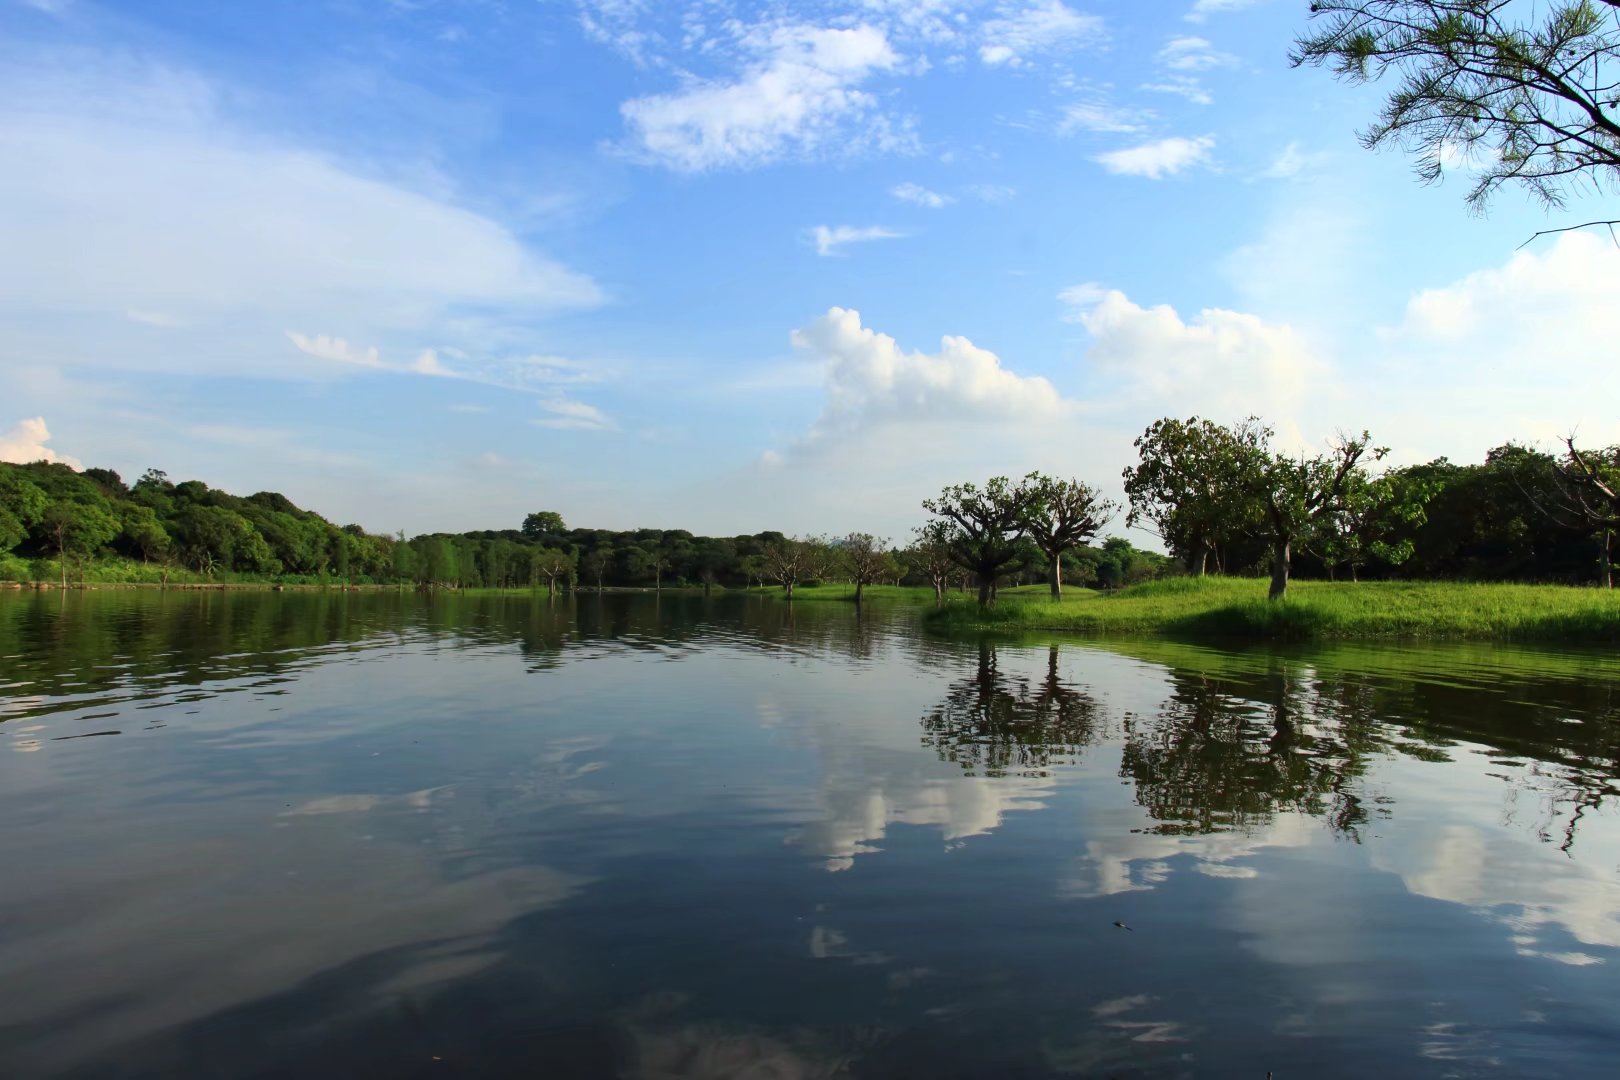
924, 576, 1620, 642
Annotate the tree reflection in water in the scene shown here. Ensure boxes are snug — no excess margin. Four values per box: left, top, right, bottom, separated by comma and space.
920, 642, 1101, 778
1121, 662, 1383, 840
921, 643, 1387, 840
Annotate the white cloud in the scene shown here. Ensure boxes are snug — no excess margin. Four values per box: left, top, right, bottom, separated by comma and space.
1058, 101, 1152, 135
1141, 75, 1214, 105
285, 333, 609, 398
1073, 288, 1328, 424
1370, 234, 1620, 448
448, 404, 489, 414
890, 181, 953, 208
0, 55, 601, 382
1256, 141, 1330, 181
1185, 0, 1269, 22
618, 23, 908, 172
533, 394, 615, 431
1157, 35, 1237, 72
788, 306, 1067, 442
0, 416, 83, 469
286, 332, 384, 368
1093, 135, 1214, 178
1057, 281, 1108, 317
979, 1, 1105, 67
810, 224, 903, 256
965, 182, 1017, 202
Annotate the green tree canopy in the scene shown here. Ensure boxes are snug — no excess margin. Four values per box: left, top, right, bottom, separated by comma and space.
922, 475, 1037, 608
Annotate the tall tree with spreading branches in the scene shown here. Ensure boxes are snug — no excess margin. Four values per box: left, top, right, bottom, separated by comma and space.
907, 522, 958, 605
1244, 427, 1387, 600
1294, 1, 1620, 237
1123, 417, 1267, 575
1022, 474, 1119, 598
1517, 436, 1620, 585
839, 533, 890, 604
922, 476, 1037, 608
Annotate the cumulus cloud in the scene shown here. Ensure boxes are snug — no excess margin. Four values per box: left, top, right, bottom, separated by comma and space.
890, 181, 953, 208
1093, 135, 1214, 178
1071, 288, 1328, 425
1368, 232, 1620, 447
619, 23, 908, 171
788, 306, 1067, 441
810, 224, 903, 256
979, 0, 1105, 66
0, 416, 82, 469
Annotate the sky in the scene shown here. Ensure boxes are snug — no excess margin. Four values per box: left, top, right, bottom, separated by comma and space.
2, 0, 1617, 541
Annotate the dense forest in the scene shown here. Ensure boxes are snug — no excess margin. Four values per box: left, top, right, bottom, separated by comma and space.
1, 416, 1616, 595
0, 459, 1168, 592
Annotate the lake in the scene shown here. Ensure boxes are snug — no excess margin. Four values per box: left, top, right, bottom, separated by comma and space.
3, 590, 1619, 1078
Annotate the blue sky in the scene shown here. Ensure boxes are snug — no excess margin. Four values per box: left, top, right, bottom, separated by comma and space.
2, 0, 1617, 539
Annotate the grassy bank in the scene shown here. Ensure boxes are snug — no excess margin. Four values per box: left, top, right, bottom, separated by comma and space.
741, 584, 937, 603
924, 576, 1620, 642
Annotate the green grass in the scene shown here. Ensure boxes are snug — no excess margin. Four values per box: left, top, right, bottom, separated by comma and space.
0, 555, 400, 589
741, 584, 938, 603
924, 575, 1620, 642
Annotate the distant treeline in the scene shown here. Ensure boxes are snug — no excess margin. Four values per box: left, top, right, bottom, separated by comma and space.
0, 461, 1165, 592
2, 421, 1615, 595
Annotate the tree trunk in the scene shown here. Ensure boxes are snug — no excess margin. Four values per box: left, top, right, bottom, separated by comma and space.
933, 582, 944, 606
977, 577, 992, 608
1601, 530, 1613, 589
1189, 546, 1208, 577
854, 580, 864, 604
1268, 539, 1291, 600
1349, 562, 1359, 583
655, 567, 661, 593
1048, 549, 1062, 599
547, 577, 556, 598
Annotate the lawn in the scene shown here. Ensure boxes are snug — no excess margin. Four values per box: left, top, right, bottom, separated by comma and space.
924, 576, 1620, 642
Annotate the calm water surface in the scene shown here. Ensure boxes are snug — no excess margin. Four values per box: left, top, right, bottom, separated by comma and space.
3, 590, 1620, 1078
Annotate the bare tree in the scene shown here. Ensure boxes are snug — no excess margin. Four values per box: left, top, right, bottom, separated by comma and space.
840, 532, 890, 604
800, 535, 840, 583
761, 539, 809, 598
1518, 436, 1620, 586
907, 522, 958, 605
534, 548, 574, 598
581, 548, 609, 591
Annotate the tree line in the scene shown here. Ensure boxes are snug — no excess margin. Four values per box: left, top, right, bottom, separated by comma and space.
0, 459, 1166, 595
3, 415, 1616, 600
